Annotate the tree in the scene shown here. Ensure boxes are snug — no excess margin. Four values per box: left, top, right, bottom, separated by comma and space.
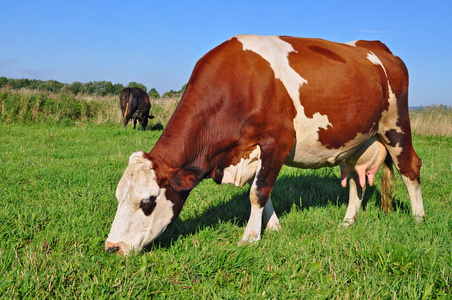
92, 81, 115, 96
161, 83, 188, 98
127, 82, 147, 92
0, 76, 8, 87
81, 81, 95, 94
36, 80, 64, 93
148, 88, 160, 99
28, 79, 42, 90
179, 83, 187, 95
162, 90, 177, 98
113, 83, 125, 95
69, 81, 83, 95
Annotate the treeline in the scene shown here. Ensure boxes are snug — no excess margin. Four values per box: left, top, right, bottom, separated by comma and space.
0, 77, 187, 99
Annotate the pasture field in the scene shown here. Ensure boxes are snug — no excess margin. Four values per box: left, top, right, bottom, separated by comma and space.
1, 89, 451, 298
1, 121, 451, 299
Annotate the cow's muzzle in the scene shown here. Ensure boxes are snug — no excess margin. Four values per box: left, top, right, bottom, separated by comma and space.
105, 241, 127, 255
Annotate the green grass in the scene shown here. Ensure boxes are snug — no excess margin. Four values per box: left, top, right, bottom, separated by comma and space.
1, 123, 451, 299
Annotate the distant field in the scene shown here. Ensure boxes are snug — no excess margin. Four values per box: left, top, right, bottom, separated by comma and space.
0, 89, 451, 298
1, 87, 451, 137
409, 105, 452, 137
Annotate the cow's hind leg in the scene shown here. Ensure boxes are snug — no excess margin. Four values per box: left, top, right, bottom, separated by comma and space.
342, 173, 366, 226
123, 115, 130, 129
123, 103, 130, 129
381, 130, 425, 221
401, 173, 424, 222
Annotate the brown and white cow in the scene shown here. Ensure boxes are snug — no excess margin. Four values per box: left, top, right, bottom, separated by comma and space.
106, 35, 424, 254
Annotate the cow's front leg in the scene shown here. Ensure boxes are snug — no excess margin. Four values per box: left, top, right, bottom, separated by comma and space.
239, 192, 282, 245
239, 142, 288, 245
342, 173, 365, 226
263, 197, 281, 231
239, 202, 264, 245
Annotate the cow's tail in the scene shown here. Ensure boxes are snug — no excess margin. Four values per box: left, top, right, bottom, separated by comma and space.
381, 157, 396, 213
123, 89, 131, 124
123, 102, 129, 123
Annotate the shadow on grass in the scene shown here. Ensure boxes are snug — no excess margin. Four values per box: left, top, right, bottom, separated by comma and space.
145, 169, 410, 251
149, 122, 164, 131
121, 122, 164, 131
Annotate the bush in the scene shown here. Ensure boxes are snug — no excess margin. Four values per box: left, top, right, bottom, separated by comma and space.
161, 83, 187, 98
0, 77, 153, 97
0, 87, 180, 127
0, 88, 103, 125
127, 81, 147, 92
148, 88, 160, 99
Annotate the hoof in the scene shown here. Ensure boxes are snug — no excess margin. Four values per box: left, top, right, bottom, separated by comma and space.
265, 223, 282, 232
340, 219, 355, 227
238, 235, 260, 246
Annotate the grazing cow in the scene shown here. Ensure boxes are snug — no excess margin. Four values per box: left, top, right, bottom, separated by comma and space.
120, 87, 154, 130
106, 35, 425, 254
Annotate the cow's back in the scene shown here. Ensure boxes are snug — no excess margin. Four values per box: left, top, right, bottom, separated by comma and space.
152, 35, 409, 177
221, 36, 406, 169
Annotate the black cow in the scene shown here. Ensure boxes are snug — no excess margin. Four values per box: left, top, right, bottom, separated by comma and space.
120, 87, 154, 130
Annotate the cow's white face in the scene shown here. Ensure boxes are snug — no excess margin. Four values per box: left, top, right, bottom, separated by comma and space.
105, 152, 174, 254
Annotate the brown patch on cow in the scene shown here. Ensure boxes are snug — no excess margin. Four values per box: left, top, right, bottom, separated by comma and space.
410, 150, 422, 183
385, 128, 421, 183
280, 37, 385, 148
308, 45, 346, 64
354, 40, 393, 55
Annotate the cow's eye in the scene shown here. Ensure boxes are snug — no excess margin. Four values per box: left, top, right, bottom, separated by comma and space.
140, 196, 157, 216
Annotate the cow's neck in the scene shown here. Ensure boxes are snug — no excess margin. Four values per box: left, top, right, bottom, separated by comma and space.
148, 93, 236, 186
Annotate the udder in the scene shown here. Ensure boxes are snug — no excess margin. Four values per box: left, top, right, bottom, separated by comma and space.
340, 137, 387, 188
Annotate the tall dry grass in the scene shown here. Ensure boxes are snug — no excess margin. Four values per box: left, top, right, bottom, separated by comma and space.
147, 96, 180, 127
73, 92, 122, 124
409, 105, 452, 137
71, 93, 181, 127
1, 87, 450, 137
0, 87, 181, 127
72, 92, 181, 126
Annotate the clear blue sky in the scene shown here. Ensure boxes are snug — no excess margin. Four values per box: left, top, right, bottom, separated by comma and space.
1, 0, 451, 106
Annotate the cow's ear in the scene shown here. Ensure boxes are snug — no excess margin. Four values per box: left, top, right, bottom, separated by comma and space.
169, 166, 203, 192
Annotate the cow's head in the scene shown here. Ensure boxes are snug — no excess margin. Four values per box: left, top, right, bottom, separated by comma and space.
105, 151, 202, 254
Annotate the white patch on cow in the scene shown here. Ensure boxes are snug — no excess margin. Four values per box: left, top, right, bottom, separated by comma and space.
367, 51, 388, 77
106, 151, 174, 254
234, 35, 333, 167
368, 51, 404, 165
235, 35, 308, 102
380, 85, 403, 137
342, 173, 365, 226
346, 40, 358, 47
239, 204, 264, 245
221, 146, 261, 187
239, 155, 264, 244
401, 175, 425, 222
